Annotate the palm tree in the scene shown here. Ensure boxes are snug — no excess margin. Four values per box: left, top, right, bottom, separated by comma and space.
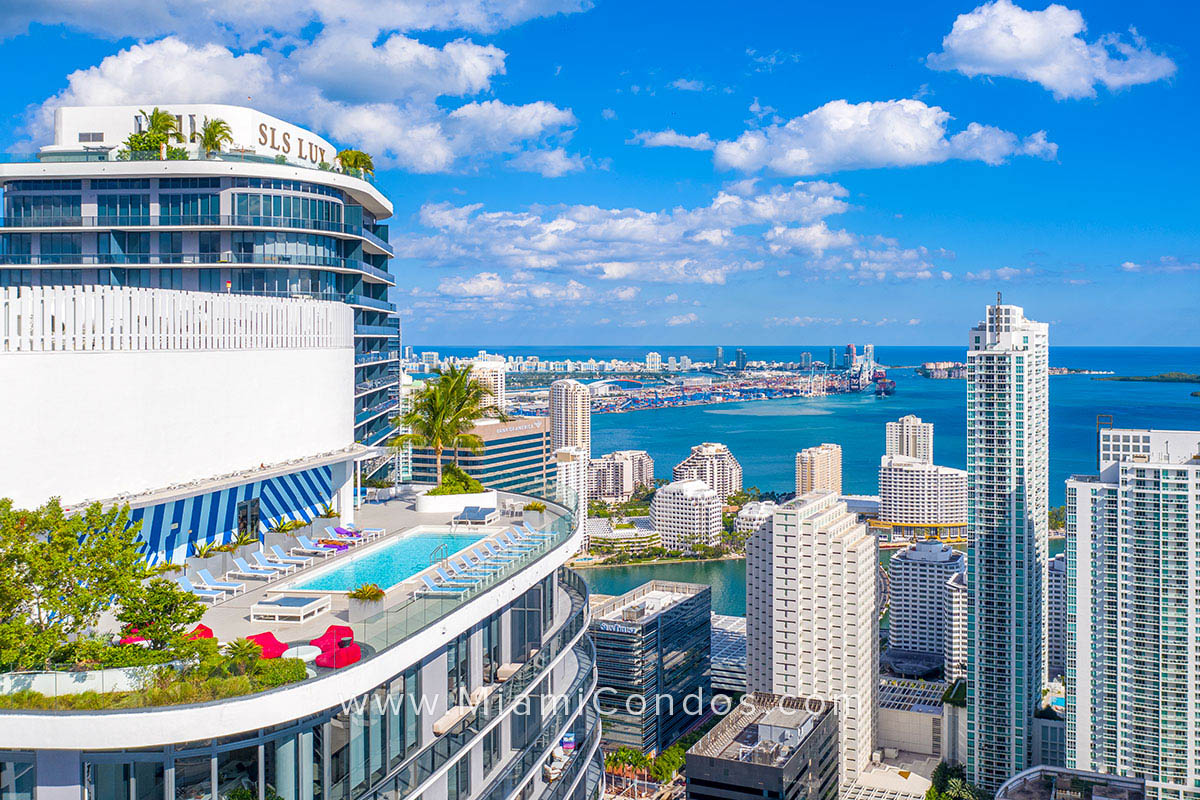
139, 107, 181, 142
198, 117, 233, 157
387, 364, 493, 483
223, 638, 263, 675
338, 148, 375, 174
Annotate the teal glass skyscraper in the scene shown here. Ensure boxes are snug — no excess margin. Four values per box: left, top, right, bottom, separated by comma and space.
965, 299, 1049, 792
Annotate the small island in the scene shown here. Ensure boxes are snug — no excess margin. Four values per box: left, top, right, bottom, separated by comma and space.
1096, 372, 1200, 383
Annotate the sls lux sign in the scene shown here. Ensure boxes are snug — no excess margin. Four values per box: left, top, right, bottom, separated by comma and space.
256, 122, 331, 165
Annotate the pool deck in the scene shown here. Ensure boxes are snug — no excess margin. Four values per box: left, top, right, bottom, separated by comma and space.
194, 490, 534, 649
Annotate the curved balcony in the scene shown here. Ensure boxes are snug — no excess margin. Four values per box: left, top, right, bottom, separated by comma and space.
355, 571, 592, 800
0, 252, 396, 285
0, 214, 394, 256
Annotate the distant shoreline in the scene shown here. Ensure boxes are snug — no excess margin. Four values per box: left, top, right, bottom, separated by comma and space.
570, 554, 745, 570
1096, 372, 1200, 384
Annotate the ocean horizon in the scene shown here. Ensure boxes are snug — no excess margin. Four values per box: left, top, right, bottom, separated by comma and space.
414, 345, 1200, 506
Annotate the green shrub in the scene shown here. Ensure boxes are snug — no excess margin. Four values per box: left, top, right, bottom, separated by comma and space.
427, 463, 485, 496
257, 658, 307, 688
523, 501, 547, 512
348, 583, 385, 601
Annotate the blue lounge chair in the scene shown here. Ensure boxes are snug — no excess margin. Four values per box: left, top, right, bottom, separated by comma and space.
419, 574, 467, 595
465, 550, 507, 569
433, 566, 477, 587
176, 574, 224, 602
499, 531, 538, 551
296, 535, 345, 553
251, 550, 295, 574
458, 555, 501, 573
196, 569, 244, 595
482, 542, 526, 561
324, 526, 363, 546
228, 556, 276, 580
473, 546, 516, 565
344, 523, 384, 539
448, 560, 494, 580
271, 545, 313, 566
520, 523, 553, 539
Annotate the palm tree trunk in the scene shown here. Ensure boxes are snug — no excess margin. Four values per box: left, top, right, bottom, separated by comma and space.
434, 446, 443, 483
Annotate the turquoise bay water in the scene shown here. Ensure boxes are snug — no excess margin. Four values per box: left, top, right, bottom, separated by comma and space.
582, 539, 1068, 616
294, 531, 485, 592
589, 346, 1200, 505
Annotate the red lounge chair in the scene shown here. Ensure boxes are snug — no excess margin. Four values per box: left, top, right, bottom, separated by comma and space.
118, 627, 146, 646
310, 625, 354, 651
315, 642, 361, 669
247, 631, 288, 659
185, 624, 214, 641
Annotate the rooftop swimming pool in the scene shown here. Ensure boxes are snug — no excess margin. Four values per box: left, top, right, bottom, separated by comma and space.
292, 529, 487, 592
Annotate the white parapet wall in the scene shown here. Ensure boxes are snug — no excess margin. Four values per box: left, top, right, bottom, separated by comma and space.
0, 286, 355, 508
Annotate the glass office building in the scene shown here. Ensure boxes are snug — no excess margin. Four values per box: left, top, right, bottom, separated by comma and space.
589, 581, 711, 755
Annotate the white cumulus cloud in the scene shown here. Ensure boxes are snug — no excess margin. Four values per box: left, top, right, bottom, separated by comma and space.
927, 0, 1176, 99
629, 130, 715, 151
666, 312, 699, 326
706, 98, 1055, 175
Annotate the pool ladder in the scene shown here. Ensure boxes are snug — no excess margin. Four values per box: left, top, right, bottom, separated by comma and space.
430, 543, 448, 569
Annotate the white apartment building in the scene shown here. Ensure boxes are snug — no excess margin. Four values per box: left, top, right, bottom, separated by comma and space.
470, 360, 507, 414
888, 539, 966, 658
795, 443, 842, 496
1047, 553, 1066, 680
745, 491, 878, 785
945, 571, 969, 683
673, 442, 743, 501
549, 378, 591, 454
1065, 428, 1200, 800
734, 501, 777, 536
645, 351, 662, 371
588, 450, 654, 503
966, 299, 1049, 792
650, 479, 721, 553
886, 414, 934, 463
878, 455, 968, 539
554, 446, 589, 539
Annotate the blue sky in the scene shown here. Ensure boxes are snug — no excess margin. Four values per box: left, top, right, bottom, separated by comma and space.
1, 0, 1197, 346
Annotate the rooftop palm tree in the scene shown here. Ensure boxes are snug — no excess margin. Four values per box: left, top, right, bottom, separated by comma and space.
338, 148, 375, 175
198, 117, 233, 157
387, 364, 494, 483
139, 107, 181, 142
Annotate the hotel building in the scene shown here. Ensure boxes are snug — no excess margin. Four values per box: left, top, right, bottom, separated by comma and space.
470, 361, 507, 414
673, 443, 742, 501
548, 379, 591, 455
588, 450, 653, 503
649, 480, 721, 553
1065, 427, 1200, 800
745, 491, 878, 786
966, 299, 1049, 792
590, 581, 711, 755
886, 415, 934, 463
0, 489, 599, 800
686, 694, 839, 800
411, 418, 553, 497
734, 501, 777, 537
0, 104, 401, 473
794, 443, 842, 497
944, 572, 969, 683
887, 540, 965, 662
877, 456, 968, 540
0, 285, 362, 564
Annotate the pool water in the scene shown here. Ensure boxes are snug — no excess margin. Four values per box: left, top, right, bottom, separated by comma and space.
293, 531, 486, 592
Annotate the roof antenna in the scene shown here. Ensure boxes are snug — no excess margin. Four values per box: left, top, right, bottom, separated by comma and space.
996, 290, 1002, 306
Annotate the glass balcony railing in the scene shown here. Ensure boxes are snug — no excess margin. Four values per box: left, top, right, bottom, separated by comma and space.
0, 150, 379, 185
355, 351, 399, 366
355, 323, 400, 337
0, 252, 396, 284
0, 215, 394, 254
359, 571, 591, 800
